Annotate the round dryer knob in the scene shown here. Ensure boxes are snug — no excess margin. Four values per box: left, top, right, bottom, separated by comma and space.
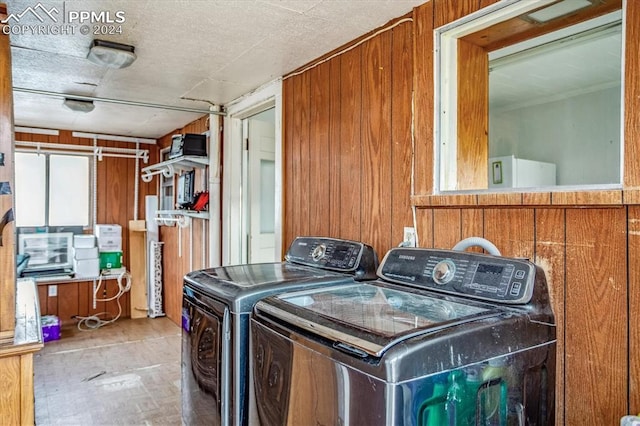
312, 244, 326, 262
432, 259, 456, 285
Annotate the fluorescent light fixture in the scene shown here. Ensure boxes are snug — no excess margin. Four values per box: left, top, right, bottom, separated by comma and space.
14, 127, 59, 136
72, 131, 156, 144
63, 98, 95, 113
87, 39, 136, 69
525, 0, 594, 24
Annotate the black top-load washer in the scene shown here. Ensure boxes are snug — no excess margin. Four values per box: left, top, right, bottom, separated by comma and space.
181, 236, 378, 426
251, 247, 556, 425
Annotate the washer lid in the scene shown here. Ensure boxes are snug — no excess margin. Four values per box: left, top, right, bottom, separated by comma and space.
184, 262, 356, 313
255, 282, 502, 357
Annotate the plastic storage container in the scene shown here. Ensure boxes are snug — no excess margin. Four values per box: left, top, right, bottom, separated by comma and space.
94, 224, 122, 239
97, 236, 122, 252
73, 234, 96, 248
73, 246, 99, 260
99, 251, 122, 269
41, 315, 60, 342
73, 258, 100, 278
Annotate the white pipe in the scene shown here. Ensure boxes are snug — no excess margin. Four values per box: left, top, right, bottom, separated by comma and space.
92, 137, 98, 228
92, 280, 97, 309
16, 140, 148, 156
189, 221, 194, 272
202, 219, 206, 268
133, 142, 140, 221
209, 108, 222, 267
15, 148, 142, 160
14, 87, 224, 116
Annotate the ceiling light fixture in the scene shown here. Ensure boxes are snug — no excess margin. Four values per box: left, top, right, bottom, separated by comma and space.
87, 39, 137, 69
524, 0, 594, 24
63, 98, 95, 113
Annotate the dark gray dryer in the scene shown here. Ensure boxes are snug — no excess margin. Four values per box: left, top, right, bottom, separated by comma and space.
251, 247, 556, 426
181, 236, 378, 426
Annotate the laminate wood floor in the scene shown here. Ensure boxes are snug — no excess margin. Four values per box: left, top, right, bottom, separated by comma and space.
34, 317, 182, 425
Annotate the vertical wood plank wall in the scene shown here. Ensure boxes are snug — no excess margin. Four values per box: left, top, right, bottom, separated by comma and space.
157, 116, 209, 324
282, 0, 640, 424
415, 206, 630, 425
16, 130, 159, 325
19, 115, 209, 328
457, 39, 488, 190
283, 19, 414, 257
0, 3, 15, 335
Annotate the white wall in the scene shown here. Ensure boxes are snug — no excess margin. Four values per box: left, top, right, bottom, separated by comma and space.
250, 108, 275, 123
489, 86, 621, 186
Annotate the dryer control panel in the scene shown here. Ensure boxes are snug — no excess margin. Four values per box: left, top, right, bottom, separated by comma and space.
378, 248, 535, 304
285, 237, 378, 280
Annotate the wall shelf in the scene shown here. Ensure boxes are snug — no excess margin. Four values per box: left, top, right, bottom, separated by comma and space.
33, 271, 128, 286
154, 209, 209, 227
141, 155, 208, 182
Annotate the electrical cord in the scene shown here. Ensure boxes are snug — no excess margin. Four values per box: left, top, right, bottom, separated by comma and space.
74, 270, 132, 331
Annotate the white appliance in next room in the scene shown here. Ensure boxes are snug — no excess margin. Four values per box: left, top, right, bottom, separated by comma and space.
489, 155, 556, 189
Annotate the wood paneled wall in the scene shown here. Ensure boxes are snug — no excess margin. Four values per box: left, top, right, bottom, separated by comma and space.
157, 116, 209, 325
282, 0, 640, 424
457, 39, 488, 190
415, 206, 630, 425
0, 3, 15, 337
20, 115, 211, 328
283, 18, 414, 257
15, 130, 159, 325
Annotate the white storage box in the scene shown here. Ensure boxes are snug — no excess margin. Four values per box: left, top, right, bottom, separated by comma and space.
97, 236, 122, 252
73, 247, 99, 260
95, 224, 122, 239
73, 235, 96, 248
73, 258, 100, 278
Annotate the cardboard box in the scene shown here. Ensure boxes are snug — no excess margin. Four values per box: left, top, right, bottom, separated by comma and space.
73, 234, 96, 248
73, 258, 100, 278
41, 315, 61, 342
97, 236, 122, 252
99, 251, 122, 269
95, 224, 122, 239
73, 246, 99, 260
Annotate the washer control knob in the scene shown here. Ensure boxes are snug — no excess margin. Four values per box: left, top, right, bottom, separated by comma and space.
312, 244, 326, 262
432, 259, 456, 285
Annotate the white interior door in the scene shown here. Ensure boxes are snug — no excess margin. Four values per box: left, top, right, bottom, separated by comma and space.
245, 111, 276, 263
222, 80, 283, 267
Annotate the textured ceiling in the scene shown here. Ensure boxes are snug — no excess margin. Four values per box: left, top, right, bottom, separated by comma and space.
489, 11, 622, 112
5, 0, 426, 138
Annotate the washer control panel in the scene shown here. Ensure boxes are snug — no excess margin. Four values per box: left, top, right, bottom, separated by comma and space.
286, 237, 366, 272
378, 248, 535, 304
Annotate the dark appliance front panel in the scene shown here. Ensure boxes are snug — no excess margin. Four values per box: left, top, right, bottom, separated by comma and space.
182, 286, 227, 426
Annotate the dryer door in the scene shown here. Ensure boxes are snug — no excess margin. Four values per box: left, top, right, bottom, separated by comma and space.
182, 288, 228, 425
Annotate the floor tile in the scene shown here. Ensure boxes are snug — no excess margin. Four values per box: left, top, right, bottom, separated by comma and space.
34, 317, 182, 426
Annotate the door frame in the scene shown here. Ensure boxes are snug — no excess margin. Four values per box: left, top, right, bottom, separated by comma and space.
222, 79, 283, 266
